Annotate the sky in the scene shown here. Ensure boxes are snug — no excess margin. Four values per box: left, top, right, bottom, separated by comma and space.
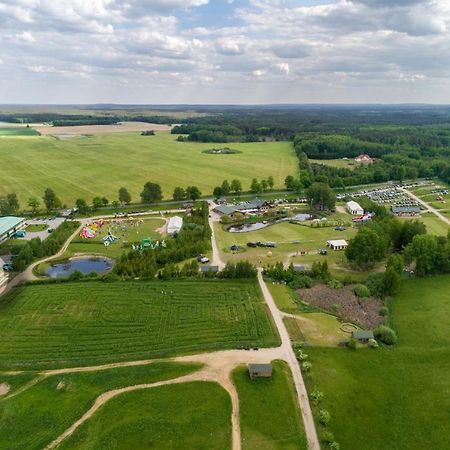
0, 0, 449, 104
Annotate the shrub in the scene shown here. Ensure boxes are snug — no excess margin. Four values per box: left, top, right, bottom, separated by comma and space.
328, 279, 343, 289
319, 409, 331, 426
322, 431, 334, 444
353, 283, 371, 298
297, 350, 309, 361
302, 361, 312, 372
347, 338, 357, 350
378, 306, 389, 317
374, 325, 397, 345
329, 441, 340, 450
290, 275, 313, 289
368, 338, 379, 348
310, 389, 324, 405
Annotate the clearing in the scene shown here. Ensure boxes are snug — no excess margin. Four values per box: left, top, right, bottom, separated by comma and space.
0, 280, 280, 369
304, 275, 450, 450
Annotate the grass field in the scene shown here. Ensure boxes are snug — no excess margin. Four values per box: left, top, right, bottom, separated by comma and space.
0, 280, 279, 369
232, 361, 307, 449
0, 362, 201, 450
26, 223, 48, 232
0, 127, 40, 136
304, 275, 450, 449
59, 381, 231, 450
310, 158, 355, 169
0, 131, 297, 206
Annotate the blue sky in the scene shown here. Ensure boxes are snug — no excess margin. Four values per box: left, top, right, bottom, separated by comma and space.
0, 0, 449, 104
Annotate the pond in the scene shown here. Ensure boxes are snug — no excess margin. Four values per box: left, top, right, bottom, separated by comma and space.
228, 222, 270, 233
47, 257, 114, 278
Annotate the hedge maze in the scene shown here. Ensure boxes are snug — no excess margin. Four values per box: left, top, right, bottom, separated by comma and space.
0, 280, 279, 369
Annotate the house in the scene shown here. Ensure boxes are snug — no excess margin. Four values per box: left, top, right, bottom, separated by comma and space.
354, 154, 374, 164
0, 216, 26, 244
213, 199, 273, 217
293, 265, 305, 272
200, 265, 219, 274
391, 206, 421, 216
327, 239, 348, 251
167, 216, 183, 235
346, 201, 364, 216
353, 330, 374, 342
248, 363, 272, 379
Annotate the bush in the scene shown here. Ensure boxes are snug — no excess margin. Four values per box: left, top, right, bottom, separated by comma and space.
347, 338, 357, 350
329, 441, 340, 450
328, 279, 343, 289
289, 275, 314, 289
319, 409, 331, 426
310, 389, 324, 405
368, 338, 379, 348
374, 325, 398, 345
378, 306, 389, 317
353, 283, 371, 298
297, 350, 308, 361
302, 361, 312, 372
322, 431, 334, 444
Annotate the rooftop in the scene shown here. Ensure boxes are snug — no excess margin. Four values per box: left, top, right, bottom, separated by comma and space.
0, 216, 25, 236
248, 363, 273, 374
346, 200, 363, 210
353, 330, 374, 340
327, 239, 348, 247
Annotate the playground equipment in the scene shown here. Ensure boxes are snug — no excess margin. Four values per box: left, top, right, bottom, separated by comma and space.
80, 219, 106, 239
14, 230, 26, 238
352, 212, 373, 223
138, 239, 167, 251
102, 231, 119, 247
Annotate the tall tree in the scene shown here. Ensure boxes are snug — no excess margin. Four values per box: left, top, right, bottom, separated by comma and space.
213, 186, 223, 198
221, 180, 231, 196
306, 183, 335, 211
172, 186, 186, 201
267, 176, 274, 190
43, 188, 61, 211
230, 179, 242, 196
118, 187, 131, 205
28, 197, 40, 214
140, 182, 163, 203
261, 179, 268, 192
92, 197, 103, 210
186, 186, 202, 202
250, 178, 262, 194
75, 198, 88, 214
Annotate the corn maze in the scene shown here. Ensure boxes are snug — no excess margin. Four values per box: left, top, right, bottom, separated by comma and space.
0, 280, 279, 369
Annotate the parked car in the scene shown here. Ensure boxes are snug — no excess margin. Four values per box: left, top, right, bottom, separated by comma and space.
47, 228, 54, 233
335, 226, 346, 231
197, 255, 209, 264
247, 242, 258, 248
319, 249, 328, 255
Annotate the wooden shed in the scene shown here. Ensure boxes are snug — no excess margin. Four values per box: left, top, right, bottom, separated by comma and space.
248, 363, 273, 379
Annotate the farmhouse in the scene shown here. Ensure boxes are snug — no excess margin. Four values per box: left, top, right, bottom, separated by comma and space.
327, 239, 348, 251
248, 363, 273, 379
213, 199, 273, 217
167, 216, 183, 235
354, 154, 374, 164
353, 330, 374, 343
346, 201, 364, 216
391, 206, 421, 216
0, 216, 26, 244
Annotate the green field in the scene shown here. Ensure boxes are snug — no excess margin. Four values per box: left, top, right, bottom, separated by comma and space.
0, 131, 297, 206
233, 361, 307, 449
0, 127, 40, 136
0, 280, 279, 369
310, 158, 355, 169
59, 381, 231, 450
0, 362, 201, 450
304, 275, 450, 449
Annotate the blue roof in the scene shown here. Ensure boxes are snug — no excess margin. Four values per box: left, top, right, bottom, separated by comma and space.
0, 216, 25, 236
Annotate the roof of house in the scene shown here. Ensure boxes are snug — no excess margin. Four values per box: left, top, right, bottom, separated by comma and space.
200, 265, 219, 273
167, 216, 183, 232
355, 154, 373, 160
346, 200, 363, 211
248, 363, 273, 374
214, 205, 239, 215
353, 330, 374, 340
392, 206, 421, 213
0, 216, 25, 236
293, 265, 305, 272
214, 199, 272, 215
327, 239, 348, 247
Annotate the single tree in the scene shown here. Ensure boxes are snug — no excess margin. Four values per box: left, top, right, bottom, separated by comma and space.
213, 186, 223, 198
92, 196, 103, 210
140, 182, 163, 203
250, 178, 262, 194
221, 180, 231, 196
118, 187, 131, 205
186, 185, 201, 202
230, 179, 242, 196
261, 179, 268, 192
7, 193, 20, 213
284, 175, 295, 190
43, 188, 61, 211
172, 186, 186, 201
101, 196, 109, 206
75, 198, 89, 214
306, 183, 335, 211
28, 197, 40, 214
267, 176, 274, 190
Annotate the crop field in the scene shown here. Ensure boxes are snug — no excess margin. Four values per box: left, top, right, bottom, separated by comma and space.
232, 361, 307, 449
0, 126, 40, 136
0, 362, 202, 450
0, 280, 279, 369
304, 275, 450, 449
59, 381, 231, 450
0, 131, 297, 206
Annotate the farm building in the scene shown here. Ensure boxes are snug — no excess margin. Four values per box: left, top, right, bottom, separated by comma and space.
293, 265, 305, 272
354, 154, 374, 164
248, 363, 273, 379
167, 216, 183, 235
327, 239, 348, 251
213, 199, 273, 217
200, 265, 220, 274
391, 206, 421, 216
0, 216, 26, 244
353, 330, 374, 342
346, 201, 364, 215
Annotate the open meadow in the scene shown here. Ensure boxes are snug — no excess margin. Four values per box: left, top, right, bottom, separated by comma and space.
303, 275, 450, 450
0, 362, 203, 450
0, 280, 279, 369
0, 131, 297, 206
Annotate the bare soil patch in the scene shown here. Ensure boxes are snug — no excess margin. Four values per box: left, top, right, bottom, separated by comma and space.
34, 122, 173, 136
297, 284, 383, 328
0, 382, 10, 396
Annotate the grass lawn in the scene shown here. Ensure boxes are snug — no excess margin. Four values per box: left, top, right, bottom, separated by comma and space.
0, 131, 297, 206
267, 282, 300, 313
59, 381, 231, 450
304, 275, 450, 450
0, 279, 279, 369
25, 223, 48, 232
0, 362, 201, 450
417, 213, 449, 236
232, 360, 307, 450
310, 158, 355, 169
0, 127, 40, 136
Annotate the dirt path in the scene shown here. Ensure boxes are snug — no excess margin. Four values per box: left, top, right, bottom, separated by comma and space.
400, 188, 450, 226
208, 203, 226, 269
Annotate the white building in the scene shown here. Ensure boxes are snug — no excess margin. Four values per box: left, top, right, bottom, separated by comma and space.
346, 201, 364, 216
167, 216, 183, 235
327, 239, 348, 251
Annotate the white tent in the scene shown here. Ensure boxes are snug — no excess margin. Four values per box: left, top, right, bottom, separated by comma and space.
167, 216, 183, 235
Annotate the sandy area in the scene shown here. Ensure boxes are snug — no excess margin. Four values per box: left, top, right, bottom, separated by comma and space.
0, 382, 10, 396
34, 121, 173, 136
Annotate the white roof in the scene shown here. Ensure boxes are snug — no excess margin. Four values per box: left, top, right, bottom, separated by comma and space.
327, 239, 348, 247
167, 216, 183, 233
346, 200, 363, 210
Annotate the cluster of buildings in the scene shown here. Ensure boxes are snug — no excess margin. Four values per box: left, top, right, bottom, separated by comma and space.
213, 199, 273, 218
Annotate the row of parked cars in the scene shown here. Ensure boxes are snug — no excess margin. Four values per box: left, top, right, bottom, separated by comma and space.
246, 241, 277, 248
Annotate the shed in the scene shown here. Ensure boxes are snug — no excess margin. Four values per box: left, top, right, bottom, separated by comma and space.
353, 330, 374, 342
391, 206, 421, 216
326, 239, 348, 251
346, 201, 364, 215
200, 265, 219, 274
248, 363, 273, 379
293, 265, 305, 272
167, 216, 183, 235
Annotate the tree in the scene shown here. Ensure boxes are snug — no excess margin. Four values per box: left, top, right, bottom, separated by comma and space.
250, 178, 262, 194
101, 196, 109, 206
92, 197, 103, 210
221, 180, 231, 196
7, 193, 20, 213
43, 188, 61, 211
230, 179, 242, 196
345, 227, 389, 269
112, 200, 120, 210
213, 186, 223, 198
0, 194, 20, 215
261, 179, 268, 192
374, 325, 397, 345
173, 186, 186, 201
380, 267, 401, 296
404, 234, 439, 276
28, 197, 40, 214
306, 183, 335, 211
118, 187, 131, 205
267, 176, 274, 190
285, 175, 295, 190
140, 182, 162, 203
75, 198, 88, 214
186, 185, 201, 202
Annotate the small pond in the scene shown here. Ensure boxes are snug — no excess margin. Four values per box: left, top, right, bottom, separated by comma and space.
47, 257, 114, 278
228, 222, 270, 233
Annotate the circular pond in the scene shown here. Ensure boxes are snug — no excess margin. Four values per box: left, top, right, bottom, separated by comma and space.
46, 257, 114, 278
